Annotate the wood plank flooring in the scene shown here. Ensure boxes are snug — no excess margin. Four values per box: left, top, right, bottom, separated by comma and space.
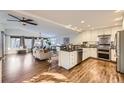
2, 53, 50, 83
2, 53, 124, 83
67, 59, 124, 83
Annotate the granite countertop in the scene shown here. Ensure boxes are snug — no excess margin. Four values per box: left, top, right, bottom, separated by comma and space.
61, 50, 78, 52
61, 48, 83, 52
82, 47, 97, 48
82, 46, 116, 49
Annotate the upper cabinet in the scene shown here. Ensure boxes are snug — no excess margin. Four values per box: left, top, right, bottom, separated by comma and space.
82, 31, 91, 41
111, 27, 122, 41
91, 30, 98, 41
71, 26, 122, 44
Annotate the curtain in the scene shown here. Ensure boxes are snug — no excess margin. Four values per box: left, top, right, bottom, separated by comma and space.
1, 31, 5, 57
20, 36, 25, 48
32, 37, 35, 49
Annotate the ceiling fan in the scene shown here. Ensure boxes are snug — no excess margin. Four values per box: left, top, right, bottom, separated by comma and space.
7, 14, 38, 26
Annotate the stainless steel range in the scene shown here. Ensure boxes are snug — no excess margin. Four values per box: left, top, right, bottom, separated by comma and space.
97, 35, 111, 60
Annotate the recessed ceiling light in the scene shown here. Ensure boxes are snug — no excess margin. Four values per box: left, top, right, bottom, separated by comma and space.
81, 20, 85, 24
88, 25, 91, 27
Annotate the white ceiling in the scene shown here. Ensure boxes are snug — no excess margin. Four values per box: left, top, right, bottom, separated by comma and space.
0, 10, 123, 37
24, 10, 122, 29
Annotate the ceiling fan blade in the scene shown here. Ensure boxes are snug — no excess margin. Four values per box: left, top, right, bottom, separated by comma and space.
8, 14, 21, 20
25, 19, 34, 21
25, 21, 37, 25
7, 19, 20, 21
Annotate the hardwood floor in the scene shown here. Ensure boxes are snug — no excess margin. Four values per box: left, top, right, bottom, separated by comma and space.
2, 53, 50, 83
67, 59, 124, 83
2, 53, 124, 83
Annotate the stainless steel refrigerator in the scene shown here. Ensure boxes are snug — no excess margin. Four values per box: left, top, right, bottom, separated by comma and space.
116, 31, 124, 73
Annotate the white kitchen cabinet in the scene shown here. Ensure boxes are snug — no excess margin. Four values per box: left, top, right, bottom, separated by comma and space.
82, 48, 97, 60
90, 48, 97, 58
82, 31, 92, 41
104, 29, 112, 35
82, 48, 89, 60
91, 30, 98, 41
69, 51, 77, 68
59, 51, 77, 70
58, 51, 70, 69
111, 29, 117, 41
111, 49, 116, 62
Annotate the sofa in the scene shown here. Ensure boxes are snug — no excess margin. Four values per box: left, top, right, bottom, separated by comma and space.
33, 48, 51, 60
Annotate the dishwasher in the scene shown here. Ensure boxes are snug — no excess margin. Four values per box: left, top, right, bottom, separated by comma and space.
77, 49, 83, 63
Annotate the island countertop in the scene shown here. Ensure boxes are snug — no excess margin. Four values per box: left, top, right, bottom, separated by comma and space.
60, 48, 83, 52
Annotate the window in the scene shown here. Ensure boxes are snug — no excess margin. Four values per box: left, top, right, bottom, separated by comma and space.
63, 37, 70, 45
50, 38, 56, 45
25, 39, 32, 48
11, 38, 20, 48
34, 38, 43, 48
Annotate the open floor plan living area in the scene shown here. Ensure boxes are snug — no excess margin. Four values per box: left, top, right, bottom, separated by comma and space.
0, 10, 124, 83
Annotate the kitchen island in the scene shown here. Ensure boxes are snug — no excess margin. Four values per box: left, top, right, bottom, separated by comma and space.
58, 49, 82, 70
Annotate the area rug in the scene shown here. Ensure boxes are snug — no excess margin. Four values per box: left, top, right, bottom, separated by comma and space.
23, 72, 70, 83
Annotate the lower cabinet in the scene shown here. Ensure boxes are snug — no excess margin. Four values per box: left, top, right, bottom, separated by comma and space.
111, 49, 116, 62
69, 51, 77, 68
59, 51, 77, 70
82, 48, 89, 60
90, 48, 97, 58
59, 48, 97, 69
83, 48, 97, 60
58, 51, 70, 69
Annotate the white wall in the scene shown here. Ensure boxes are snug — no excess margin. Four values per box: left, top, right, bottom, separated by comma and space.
71, 26, 122, 44
51, 34, 76, 46
5, 29, 40, 37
